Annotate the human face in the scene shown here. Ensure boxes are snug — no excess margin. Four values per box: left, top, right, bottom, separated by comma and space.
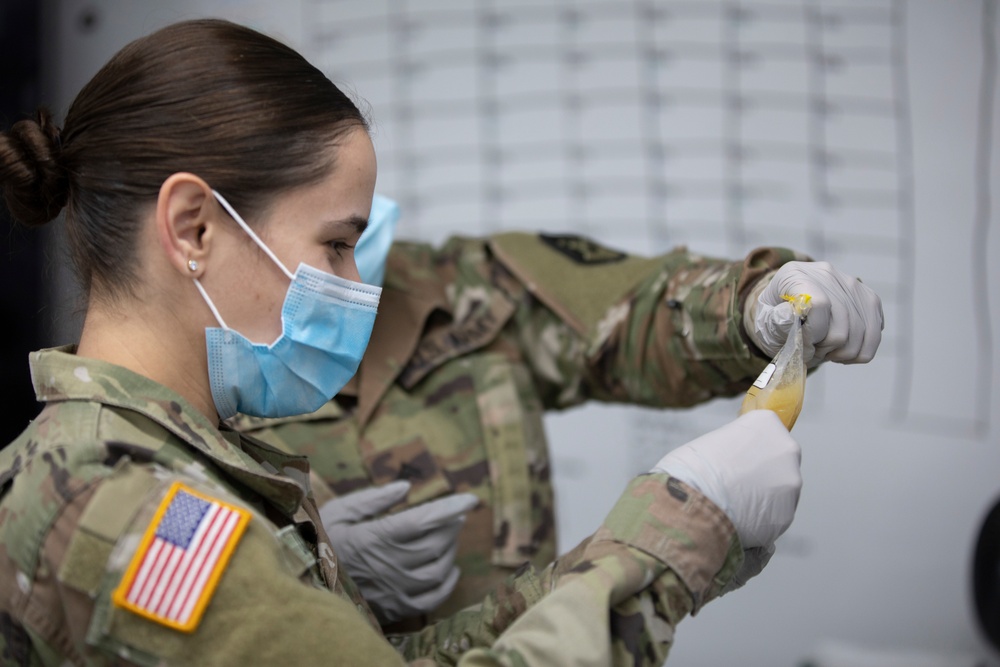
208, 127, 377, 344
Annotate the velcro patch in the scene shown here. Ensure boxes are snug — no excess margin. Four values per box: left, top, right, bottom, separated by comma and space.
111, 481, 250, 632
490, 232, 663, 335
539, 234, 626, 265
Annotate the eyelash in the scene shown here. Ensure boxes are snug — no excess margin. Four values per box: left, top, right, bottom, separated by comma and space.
328, 241, 355, 257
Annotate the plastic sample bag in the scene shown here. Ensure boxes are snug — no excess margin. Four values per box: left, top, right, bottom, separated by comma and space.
739, 294, 812, 430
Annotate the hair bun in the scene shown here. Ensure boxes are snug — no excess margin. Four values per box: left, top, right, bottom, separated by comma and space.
0, 108, 69, 227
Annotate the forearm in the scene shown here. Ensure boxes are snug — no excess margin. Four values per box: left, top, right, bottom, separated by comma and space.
447, 551, 703, 667
507, 245, 805, 409
586, 247, 799, 407
394, 475, 742, 666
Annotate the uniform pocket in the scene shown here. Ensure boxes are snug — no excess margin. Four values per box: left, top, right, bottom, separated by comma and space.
472, 355, 554, 568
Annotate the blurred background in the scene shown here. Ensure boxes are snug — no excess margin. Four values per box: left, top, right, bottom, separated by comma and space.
1, 1, 998, 665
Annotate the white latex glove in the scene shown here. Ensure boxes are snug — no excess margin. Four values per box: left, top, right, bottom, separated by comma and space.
651, 411, 802, 591
746, 261, 884, 366
319, 480, 479, 623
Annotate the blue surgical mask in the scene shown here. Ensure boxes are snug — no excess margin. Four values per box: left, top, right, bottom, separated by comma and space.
354, 194, 399, 286
193, 190, 381, 420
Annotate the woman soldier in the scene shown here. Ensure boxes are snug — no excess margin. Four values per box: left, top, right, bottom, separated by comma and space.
0, 19, 802, 666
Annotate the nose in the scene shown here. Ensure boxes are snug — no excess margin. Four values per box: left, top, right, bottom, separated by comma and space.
343, 254, 362, 283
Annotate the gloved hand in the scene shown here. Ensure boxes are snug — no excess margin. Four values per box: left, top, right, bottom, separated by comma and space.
745, 261, 884, 366
651, 410, 802, 591
319, 480, 479, 624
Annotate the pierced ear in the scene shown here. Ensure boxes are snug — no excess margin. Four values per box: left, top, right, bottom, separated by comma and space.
156, 173, 216, 277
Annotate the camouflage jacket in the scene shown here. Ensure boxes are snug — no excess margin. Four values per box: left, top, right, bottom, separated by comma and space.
0, 347, 742, 666
233, 233, 801, 620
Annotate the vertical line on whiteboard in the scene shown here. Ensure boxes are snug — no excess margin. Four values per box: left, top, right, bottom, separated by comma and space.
971, 0, 996, 436
804, 0, 829, 261
477, 0, 501, 234
388, 0, 418, 235
722, 2, 747, 256
635, 0, 669, 248
888, 0, 916, 423
560, 2, 586, 236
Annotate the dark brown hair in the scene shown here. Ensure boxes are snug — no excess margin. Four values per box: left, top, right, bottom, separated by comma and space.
0, 19, 368, 301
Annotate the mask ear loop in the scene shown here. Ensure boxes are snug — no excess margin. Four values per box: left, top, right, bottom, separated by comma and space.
212, 190, 295, 281
192, 189, 296, 330
193, 278, 230, 330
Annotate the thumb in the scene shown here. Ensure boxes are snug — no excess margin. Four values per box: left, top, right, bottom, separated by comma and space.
319, 480, 412, 524
755, 300, 795, 342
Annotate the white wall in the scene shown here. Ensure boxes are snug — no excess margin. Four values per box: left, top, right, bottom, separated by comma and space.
46, 1, 1000, 664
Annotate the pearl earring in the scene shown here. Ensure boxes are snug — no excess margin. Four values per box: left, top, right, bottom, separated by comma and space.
187, 259, 198, 272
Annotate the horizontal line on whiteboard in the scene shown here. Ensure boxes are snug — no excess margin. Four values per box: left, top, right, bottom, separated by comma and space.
308, 2, 894, 35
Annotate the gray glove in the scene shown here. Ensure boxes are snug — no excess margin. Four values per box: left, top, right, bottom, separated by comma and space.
319, 481, 479, 624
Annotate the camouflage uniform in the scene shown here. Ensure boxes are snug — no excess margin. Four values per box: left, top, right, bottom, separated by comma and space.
232, 233, 804, 622
0, 346, 742, 666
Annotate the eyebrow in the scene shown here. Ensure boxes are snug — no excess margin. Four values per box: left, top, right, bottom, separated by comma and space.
328, 215, 368, 236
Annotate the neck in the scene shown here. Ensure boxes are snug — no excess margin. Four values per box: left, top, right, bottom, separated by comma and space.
77, 299, 220, 425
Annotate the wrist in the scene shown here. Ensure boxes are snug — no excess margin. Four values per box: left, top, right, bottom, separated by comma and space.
740, 269, 776, 359
592, 473, 737, 612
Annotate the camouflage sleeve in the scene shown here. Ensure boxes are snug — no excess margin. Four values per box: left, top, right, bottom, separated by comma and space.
487, 233, 806, 410
391, 474, 742, 666
39, 461, 407, 667
22, 450, 735, 666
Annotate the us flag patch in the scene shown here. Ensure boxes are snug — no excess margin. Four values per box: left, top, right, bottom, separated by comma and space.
112, 481, 251, 632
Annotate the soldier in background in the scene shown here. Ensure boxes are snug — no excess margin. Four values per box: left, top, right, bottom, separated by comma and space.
232, 194, 883, 627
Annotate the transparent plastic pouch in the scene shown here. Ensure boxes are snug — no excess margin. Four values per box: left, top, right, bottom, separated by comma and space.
739, 294, 811, 430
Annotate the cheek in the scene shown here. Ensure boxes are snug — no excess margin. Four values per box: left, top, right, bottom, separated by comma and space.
256, 266, 291, 313
301, 249, 331, 272
245, 290, 288, 343
302, 247, 358, 281
224, 256, 289, 342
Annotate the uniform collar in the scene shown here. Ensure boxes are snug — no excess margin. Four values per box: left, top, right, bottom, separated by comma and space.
29, 346, 310, 515
227, 285, 444, 432
350, 284, 448, 426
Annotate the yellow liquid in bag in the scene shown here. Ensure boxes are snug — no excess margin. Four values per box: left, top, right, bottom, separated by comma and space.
740, 379, 804, 430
